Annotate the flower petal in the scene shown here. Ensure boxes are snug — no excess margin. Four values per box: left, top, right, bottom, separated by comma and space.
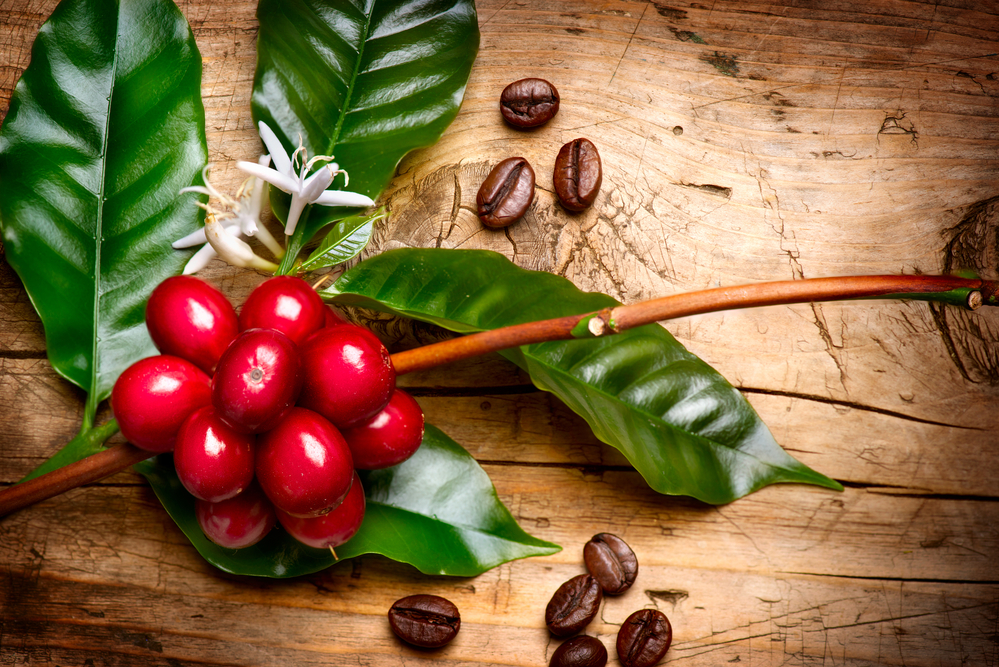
172, 227, 208, 248
181, 243, 218, 275
236, 160, 299, 194
178, 185, 214, 197
205, 216, 252, 261
258, 121, 292, 176
301, 166, 335, 202
313, 190, 375, 208
204, 217, 279, 272
234, 211, 259, 237
249, 155, 270, 214
284, 195, 307, 236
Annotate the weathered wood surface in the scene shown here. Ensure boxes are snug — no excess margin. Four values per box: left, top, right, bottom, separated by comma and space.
2, 0, 998, 665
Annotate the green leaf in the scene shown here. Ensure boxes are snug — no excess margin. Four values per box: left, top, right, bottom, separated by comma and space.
299, 209, 386, 272
322, 248, 844, 505
0, 0, 207, 419
251, 0, 479, 240
136, 424, 559, 578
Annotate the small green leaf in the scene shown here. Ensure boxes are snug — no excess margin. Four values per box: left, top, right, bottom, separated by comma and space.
0, 0, 207, 469
299, 209, 385, 272
251, 0, 479, 240
323, 248, 843, 505
136, 424, 558, 577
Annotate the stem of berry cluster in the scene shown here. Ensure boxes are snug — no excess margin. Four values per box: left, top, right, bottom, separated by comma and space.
0, 273, 995, 518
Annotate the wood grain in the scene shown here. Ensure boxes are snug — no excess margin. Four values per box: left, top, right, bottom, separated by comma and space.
2, 0, 998, 665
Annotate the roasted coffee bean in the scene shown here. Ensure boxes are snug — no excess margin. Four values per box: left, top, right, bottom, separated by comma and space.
500, 78, 560, 128
545, 573, 603, 637
583, 533, 638, 595
477, 157, 535, 228
553, 138, 602, 212
616, 609, 672, 667
550, 635, 608, 667
388, 594, 461, 648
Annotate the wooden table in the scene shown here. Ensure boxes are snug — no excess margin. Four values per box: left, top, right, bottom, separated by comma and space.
2, 1, 997, 664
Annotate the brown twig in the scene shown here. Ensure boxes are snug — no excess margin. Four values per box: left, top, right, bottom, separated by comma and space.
0, 443, 151, 517
390, 314, 586, 375
391, 274, 996, 374
605, 274, 993, 333
2, 273, 994, 518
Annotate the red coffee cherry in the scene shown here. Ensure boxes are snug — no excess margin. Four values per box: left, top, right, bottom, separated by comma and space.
195, 482, 276, 549
174, 406, 256, 503
212, 328, 302, 434
145, 275, 239, 374
255, 407, 354, 517
238, 275, 326, 346
297, 324, 395, 428
111, 355, 212, 453
324, 307, 349, 328
276, 471, 366, 549
341, 389, 425, 470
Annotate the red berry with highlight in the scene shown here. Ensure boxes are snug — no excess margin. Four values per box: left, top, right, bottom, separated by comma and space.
195, 483, 276, 549
174, 406, 256, 502
276, 471, 366, 549
324, 307, 349, 328
111, 355, 212, 453
146, 276, 239, 374
239, 276, 326, 345
212, 328, 302, 434
342, 389, 425, 469
298, 324, 395, 428
255, 407, 354, 517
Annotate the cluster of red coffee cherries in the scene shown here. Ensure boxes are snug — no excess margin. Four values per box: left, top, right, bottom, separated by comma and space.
110, 275, 424, 551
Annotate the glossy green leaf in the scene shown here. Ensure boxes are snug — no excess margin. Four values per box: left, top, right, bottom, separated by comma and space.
299, 209, 385, 272
0, 0, 207, 413
251, 0, 479, 241
323, 248, 844, 505
136, 424, 559, 578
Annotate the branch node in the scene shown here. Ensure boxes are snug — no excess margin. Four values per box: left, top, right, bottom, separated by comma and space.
588, 315, 609, 337
967, 290, 983, 310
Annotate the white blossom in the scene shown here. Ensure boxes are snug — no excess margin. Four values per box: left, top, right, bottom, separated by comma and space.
236, 121, 374, 236
173, 162, 282, 274
201, 212, 279, 273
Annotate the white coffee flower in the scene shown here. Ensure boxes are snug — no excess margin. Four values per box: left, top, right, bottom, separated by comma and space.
173, 161, 282, 274
236, 121, 374, 236
201, 212, 278, 273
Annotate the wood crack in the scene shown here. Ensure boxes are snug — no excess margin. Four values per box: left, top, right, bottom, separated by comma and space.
737, 386, 984, 431
776, 572, 999, 587
0, 350, 48, 359
838, 481, 999, 502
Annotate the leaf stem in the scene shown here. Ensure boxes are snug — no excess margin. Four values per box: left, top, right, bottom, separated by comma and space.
2, 273, 994, 517
80, 389, 99, 433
